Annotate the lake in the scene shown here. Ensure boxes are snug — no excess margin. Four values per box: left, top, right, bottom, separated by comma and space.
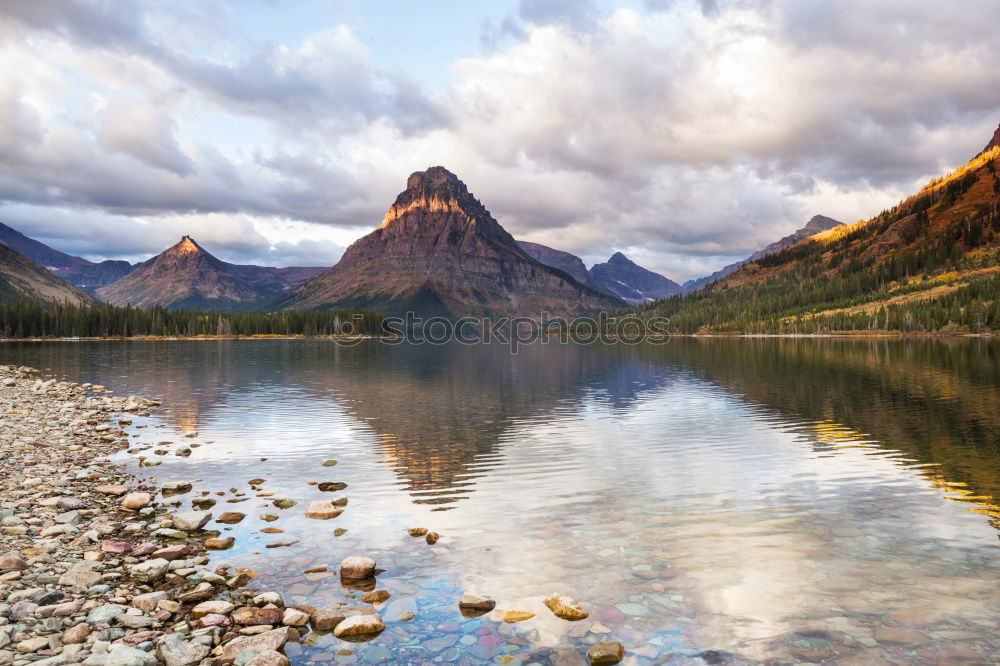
1, 338, 998, 664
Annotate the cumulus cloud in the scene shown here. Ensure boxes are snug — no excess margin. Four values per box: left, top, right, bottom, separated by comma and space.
0, 0, 998, 280
98, 100, 194, 176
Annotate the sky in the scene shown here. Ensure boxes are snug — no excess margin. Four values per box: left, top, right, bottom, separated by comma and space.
0, 0, 998, 282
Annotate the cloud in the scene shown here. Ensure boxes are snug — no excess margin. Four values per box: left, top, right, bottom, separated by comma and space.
0, 1, 447, 137
98, 100, 194, 176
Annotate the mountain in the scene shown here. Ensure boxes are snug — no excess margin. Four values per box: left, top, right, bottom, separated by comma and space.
684, 214, 844, 291
517, 241, 600, 290
97, 236, 266, 311
220, 264, 326, 293
978, 122, 1000, 157
0, 222, 133, 289
281, 167, 622, 317
643, 128, 1000, 333
589, 252, 686, 303
0, 244, 95, 306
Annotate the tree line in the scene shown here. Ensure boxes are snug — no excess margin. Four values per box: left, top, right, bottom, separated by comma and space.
0, 301, 389, 338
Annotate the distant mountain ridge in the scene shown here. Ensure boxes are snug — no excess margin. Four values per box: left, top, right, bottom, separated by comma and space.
590, 252, 686, 303
684, 214, 844, 291
281, 166, 622, 317
518, 241, 685, 304
0, 243, 95, 306
0, 222, 325, 306
0, 222, 133, 289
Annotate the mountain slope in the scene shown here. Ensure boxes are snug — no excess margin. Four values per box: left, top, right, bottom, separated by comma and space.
517, 241, 599, 290
0, 244, 96, 306
642, 134, 1000, 333
220, 263, 326, 293
281, 167, 622, 318
0, 222, 132, 289
977, 122, 1000, 157
589, 252, 685, 303
96, 236, 265, 310
684, 215, 843, 291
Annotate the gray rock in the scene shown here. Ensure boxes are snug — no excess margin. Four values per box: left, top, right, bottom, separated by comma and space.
86, 604, 126, 625
59, 562, 102, 590
157, 633, 211, 666
172, 511, 212, 532
105, 645, 158, 666
130, 559, 169, 583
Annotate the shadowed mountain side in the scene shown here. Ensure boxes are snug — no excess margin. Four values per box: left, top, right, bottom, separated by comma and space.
0, 244, 96, 306
214, 263, 326, 293
589, 252, 686, 303
517, 241, 600, 290
280, 167, 623, 318
0, 222, 133, 290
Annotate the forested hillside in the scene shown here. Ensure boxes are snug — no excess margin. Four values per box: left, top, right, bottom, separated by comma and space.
641, 144, 1000, 334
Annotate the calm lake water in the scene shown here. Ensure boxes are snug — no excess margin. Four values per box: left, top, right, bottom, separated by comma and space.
2, 338, 998, 665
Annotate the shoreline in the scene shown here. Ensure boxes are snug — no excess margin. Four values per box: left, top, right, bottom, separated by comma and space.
0, 331, 995, 343
0, 365, 372, 666
0, 365, 624, 666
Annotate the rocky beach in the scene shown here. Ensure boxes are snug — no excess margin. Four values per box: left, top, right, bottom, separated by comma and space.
0, 364, 625, 666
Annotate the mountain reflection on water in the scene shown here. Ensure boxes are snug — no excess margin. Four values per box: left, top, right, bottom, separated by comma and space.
1, 338, 997, 664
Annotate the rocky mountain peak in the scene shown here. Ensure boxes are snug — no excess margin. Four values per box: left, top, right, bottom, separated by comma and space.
405, 166, 465, 194
802, 214, 843, 233
171, 236, 204, 255
379, 166, 490, 230
608, 252, 631, 264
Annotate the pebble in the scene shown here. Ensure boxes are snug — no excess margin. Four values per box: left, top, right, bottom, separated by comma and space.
105, 644, 159, 666
459, 593, 496, 611
499, 610, 535, 623
361, 589, 391, 604
311, 608, 347, 631
545, 594, 589, 620
587, 641, 625, 665
172, 511, 212, 531
281, 608, 310, 626
340, 556, 377, 579
304, 501, 342, 520
121, 493, 151, 510
245, 650, 290, 666
333, 614, 385, 637
205, 537, 235, 550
